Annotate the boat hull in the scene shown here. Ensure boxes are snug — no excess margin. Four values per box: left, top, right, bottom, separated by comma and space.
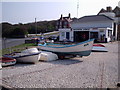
38, 39, 94, 57
3, 53, 40, 64
92, 46, 108, 52
0, 57, 16, 67
15, 53, 40, 63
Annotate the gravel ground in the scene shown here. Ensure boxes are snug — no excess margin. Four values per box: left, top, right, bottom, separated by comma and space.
1, 41, 118, 88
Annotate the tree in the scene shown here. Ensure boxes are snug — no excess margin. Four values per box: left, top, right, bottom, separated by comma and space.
28, 26, 36, 34
11, 27, 28, 38
1, 20, 57, 38
2, 22, 14, 38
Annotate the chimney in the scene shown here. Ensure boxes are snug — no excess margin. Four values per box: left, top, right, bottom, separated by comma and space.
61, 14, 63, 19
68, 13, 71, 18
106, 6, 112, 12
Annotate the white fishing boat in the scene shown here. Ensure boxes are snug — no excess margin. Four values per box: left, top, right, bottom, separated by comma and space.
14, 52, 40, 63
38, 39, 94, 57
3, 48, 40, 64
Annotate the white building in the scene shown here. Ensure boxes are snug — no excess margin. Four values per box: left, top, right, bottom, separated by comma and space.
58, 6, 119, 42
59, 15, 115, 42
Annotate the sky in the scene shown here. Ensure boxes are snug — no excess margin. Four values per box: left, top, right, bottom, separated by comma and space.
1, 0, 120, 24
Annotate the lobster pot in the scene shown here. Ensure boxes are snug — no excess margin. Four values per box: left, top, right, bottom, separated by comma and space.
39, 51, 58, 61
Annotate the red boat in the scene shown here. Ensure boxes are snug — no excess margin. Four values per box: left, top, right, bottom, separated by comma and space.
0, 57, 16, 67
93, 44, 105, 47
92, 44, 108, 52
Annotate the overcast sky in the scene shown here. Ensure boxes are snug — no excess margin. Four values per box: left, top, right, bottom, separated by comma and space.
1, 0, 120, 24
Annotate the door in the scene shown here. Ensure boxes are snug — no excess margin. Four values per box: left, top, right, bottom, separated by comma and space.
90, 32, 98, 39
66, 32, 70, 40
74, 31, 89, 42
90, 32, 98, 42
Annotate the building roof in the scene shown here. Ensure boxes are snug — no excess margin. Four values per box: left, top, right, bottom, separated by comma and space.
71, 15, 113, 23
98, 6, 120, 17
98, 8, 106, 14
113, 6, 120, 17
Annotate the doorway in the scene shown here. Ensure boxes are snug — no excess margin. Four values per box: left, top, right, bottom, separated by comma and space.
74, 31, 89, 42
66, 32, 70, 40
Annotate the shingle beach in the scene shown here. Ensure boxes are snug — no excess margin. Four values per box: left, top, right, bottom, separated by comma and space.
1, 41, 118, 88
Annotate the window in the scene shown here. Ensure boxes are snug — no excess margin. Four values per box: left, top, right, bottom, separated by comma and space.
99, 29, 104, 32
61, 32, 65, 37
64, 21, 68, 25
60, 21, 62, 25
108, 30, 112, 37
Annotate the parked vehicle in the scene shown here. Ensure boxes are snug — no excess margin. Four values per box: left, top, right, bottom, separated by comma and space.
39, 36, 44, 40
48, 36, 58, 42
31, 36, 39, 40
